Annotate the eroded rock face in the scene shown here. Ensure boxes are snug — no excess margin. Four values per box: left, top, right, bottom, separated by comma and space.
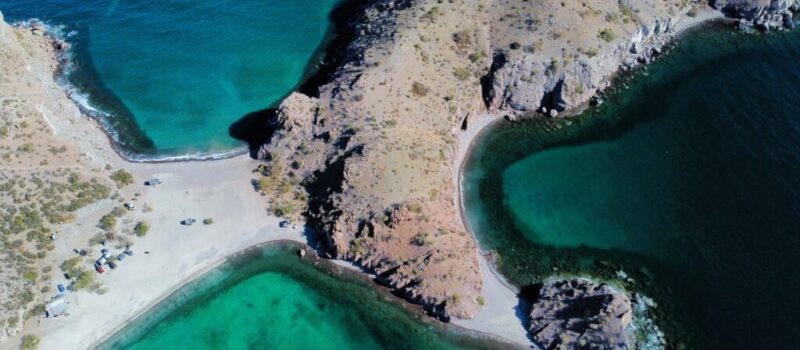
256, 0, 485, 319
255, 0, 799, 326
486, 2, 684, 117
527, 279, 633, 350
712, 0, 799, 28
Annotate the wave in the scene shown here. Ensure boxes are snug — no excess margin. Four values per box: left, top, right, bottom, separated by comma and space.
11, 18, 250, 164
119, 146, 249, 163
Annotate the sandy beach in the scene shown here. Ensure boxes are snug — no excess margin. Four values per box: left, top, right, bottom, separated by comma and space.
0, 19, 305, 349
29, 156, 307, 350
449, 113, 534, 347
0, 3, 736, 349
16, 92, 308, 350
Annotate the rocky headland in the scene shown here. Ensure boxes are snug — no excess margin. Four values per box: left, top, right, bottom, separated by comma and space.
0, 0, 797, 348
253, 0, 799, 338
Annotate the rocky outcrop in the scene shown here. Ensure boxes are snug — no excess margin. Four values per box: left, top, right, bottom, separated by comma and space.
486, 1, 799, 118
485, 2, 695, 117
506, 16, 674, 114
526, 279, 633, 350
711, 0, 800, 28
256, 0, 484, 320
254, 0, 799, 333
256, 92, 321, 162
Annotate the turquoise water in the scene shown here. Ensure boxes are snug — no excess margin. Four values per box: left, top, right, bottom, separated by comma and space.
100, 243, 510, 350
0, 0, 339, 158
463, 23, 800, 349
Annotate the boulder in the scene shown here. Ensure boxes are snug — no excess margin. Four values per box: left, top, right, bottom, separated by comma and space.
711, 0, 799, 28
526, 279, 633, 350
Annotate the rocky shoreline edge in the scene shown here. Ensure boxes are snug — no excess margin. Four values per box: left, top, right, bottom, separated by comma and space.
3, 1, 798, 348
254, 0, 799, 348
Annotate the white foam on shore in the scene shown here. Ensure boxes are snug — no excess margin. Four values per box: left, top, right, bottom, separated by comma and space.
120, 146, 249, 163
12, 17, 253, 164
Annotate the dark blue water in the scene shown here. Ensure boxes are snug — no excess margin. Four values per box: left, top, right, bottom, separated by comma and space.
0, 0, 339, 158
463, 23, 800, 349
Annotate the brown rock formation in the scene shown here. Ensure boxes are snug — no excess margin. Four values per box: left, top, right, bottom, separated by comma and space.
526, 279, 633, 350
254, 0, 797, 322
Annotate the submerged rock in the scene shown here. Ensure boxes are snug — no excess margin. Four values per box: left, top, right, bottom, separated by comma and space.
526, 279, 633, 350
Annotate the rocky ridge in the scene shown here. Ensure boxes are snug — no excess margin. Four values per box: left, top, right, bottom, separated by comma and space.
256, 0, 797, 333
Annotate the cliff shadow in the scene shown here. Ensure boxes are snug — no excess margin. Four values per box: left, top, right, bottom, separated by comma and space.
228, 108, 277, 158
517, 284, 541, 345
297, 0, 369, 97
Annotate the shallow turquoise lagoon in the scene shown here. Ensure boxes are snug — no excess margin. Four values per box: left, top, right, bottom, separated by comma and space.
100, 244, 507, 350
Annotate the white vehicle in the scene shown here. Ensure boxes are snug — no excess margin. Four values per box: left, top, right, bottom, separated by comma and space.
146, 178, 162, 186
124, 202, 136, 211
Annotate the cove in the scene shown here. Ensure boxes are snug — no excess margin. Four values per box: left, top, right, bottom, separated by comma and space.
463, 23, 800, 349
99, 242, 512, 350
0, 0, 340, 158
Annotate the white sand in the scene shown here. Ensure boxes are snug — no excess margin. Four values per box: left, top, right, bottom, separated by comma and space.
9, 47, 307, 348
8, 8, 729, 349
451, 113, 533, 348
29, 155, 306, 350
452, 255, 531, 347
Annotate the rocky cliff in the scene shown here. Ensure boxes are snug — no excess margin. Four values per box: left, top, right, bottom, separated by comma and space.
256, 0, 797, 326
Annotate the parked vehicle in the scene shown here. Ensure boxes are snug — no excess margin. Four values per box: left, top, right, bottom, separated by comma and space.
181, 218, 197, 226
118, 254, 127, 261
279, 220, 290, 228
124, 202, 136, 211
146, 178, 162, 186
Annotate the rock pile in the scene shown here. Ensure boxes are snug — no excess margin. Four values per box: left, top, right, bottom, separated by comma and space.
526, 279, 633, 350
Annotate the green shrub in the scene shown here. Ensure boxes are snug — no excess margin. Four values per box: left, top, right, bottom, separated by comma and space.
452, 67, 471, 81
133, 221, 150, 237
110, 169, 134, 187
59, 257, 82, 276
411, 82, 429, 97
99, 213, 117, 230
598, 28, 616, 42
73, 270, 94, 290
20, 334, 40, 350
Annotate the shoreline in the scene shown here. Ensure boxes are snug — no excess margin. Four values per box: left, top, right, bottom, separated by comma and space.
448, 10, 729, 348
2, 3, 774, 349
3, 19, 308, 349
5, 14, 526, 349
98, 241, 529, 350
11, 0, 356, 165
87, 240, 304, 349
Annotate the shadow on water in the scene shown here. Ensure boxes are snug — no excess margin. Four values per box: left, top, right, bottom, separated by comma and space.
228, 0, 368, 157
228, 108, 278, 158
64, 26, 156, 154
296, 0, 366, 97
